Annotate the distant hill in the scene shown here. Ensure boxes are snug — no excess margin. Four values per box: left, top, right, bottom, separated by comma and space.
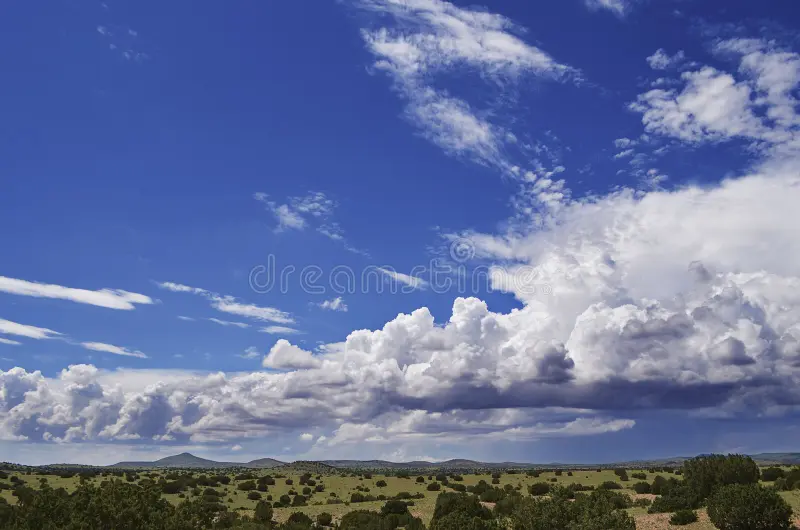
272, 461, 337, 474
98, 451, 800, 470
110, 452, 285, 469
246, 458, 285, 468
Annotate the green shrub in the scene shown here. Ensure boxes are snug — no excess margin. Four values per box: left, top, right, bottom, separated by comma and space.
669, 509, 698, 525
316, 512, 333, 527
706, 483, 793, 530
761, 467, 785, 482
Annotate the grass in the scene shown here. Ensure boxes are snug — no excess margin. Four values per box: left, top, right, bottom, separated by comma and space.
2, 466, 799, 528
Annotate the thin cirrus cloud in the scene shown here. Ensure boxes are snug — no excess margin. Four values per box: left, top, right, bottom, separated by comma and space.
0, 275, 153, 310
156, 281, 294, 325
253, 192, 368, 255
207, 318, 250, 329
0, 318, 62, 340
584, 0, 632, 17
80, 342, 149, 359
0, 338, 22, 346
259, 326, 303, 335
355, 0, 578, 170
378, 267, 428, 290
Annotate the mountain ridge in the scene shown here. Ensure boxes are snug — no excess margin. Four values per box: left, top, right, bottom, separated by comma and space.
104, 452, 800, 469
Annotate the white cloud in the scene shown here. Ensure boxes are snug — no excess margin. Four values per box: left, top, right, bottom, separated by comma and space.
254, 192, 365, 252
207, 318, 250, 329
80, 342, 148, 359
356, 0, 576, 169
157, 282, 293, 325
584, 0, 630, 17
318, 297, 349, 312
0, 338, 22, 346
299, 433, 314, 442
263, 339, 320, 370
238, 347, 261, 360
231, 444, 242, 451
378, 267, 429, 290
177, 316, 195, 322
0, 319, 61, 340
260, 326, 302, 336
646, 49, 686, 70
0, 276, 153, 310
632, 39, 800, 154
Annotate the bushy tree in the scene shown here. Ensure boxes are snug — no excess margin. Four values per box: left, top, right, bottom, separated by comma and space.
316, 512, 333, 527
253, 500, 273, 523
761, 468, 785, 482
682, 454, 759, 499
706, 484, 793, 530
669, 509, 698, 525
632, 482, 651, 494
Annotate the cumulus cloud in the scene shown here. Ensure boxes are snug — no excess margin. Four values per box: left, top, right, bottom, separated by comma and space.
157, 282, 293, 325
3, 33, 800, 454
318, 297, 349, 312
81, 342, 148, 359
356, 0, 576, 169
262, 340, 320, 370
0, 276, 153, 310
299, 433, 314, 442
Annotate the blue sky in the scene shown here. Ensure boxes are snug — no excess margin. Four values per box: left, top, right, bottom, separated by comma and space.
2, 0, 800, 465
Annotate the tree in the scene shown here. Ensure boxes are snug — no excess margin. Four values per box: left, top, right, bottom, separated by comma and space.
682, 454, 759, 499
431, 492, 492, 523
632, 482, 651, 494
528, 483, 550, 496
761, 468, 785, 482
707, 484, 793, 530
669, 510, 698, 525
375, 480, 387, 488
316, 512, 333, 527
339, 510, 383, 530
427, 482, 441, 491
253, 500, 273, 523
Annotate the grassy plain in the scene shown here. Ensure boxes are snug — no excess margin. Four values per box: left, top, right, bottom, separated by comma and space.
2, 466, 799, 528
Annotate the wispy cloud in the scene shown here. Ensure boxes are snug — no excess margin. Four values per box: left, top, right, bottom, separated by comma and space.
318, 297, 349, 312
584, 0, 631, 17
157, 281, 293, 325
0, 338, 22, 346
177, 316, 195, 322
253, 192, 367, 255
356, 0, 577, 170
646, 49, 686, 70
0, 318, 62, 340
260, 326, 303, 335
0, 276, 153, 310
238, 346, 261, 360
378, 267, 428, 290
208, 318, 250, 329
80, 342, 148, 359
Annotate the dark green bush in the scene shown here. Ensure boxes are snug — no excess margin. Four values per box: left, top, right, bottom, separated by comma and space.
669, 509, 698, 525
706, 483, 793, 530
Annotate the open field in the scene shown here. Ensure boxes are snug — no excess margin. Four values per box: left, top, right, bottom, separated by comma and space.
3, 463, 800, 528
